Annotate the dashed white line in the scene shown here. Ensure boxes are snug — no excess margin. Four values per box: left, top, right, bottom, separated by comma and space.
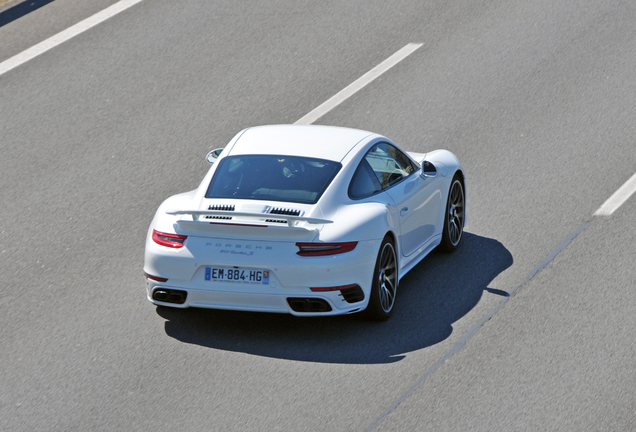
0, 0, 143, 77
594, 172, 636, 216
294, 43, 423, 125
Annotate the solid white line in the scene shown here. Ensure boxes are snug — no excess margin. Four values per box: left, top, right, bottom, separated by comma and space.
594, 172, 636, 216
294, 43, 423, 125
0, 0, 143, 77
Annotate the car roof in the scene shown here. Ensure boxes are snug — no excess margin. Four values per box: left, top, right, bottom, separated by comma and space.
227, 125, 376, 162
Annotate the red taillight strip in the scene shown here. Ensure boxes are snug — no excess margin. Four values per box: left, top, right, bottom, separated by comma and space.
152, 229, 187, 248
310, 284, 359, 292
295, 242, 358, 256
144, 272, 168, 282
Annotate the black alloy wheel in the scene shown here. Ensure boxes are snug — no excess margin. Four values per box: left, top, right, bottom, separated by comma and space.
363, 236, 398, 321
439, 175, 465, 252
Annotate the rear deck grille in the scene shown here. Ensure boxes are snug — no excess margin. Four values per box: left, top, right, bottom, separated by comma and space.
208, 204, 235, 211
267, 207, 302, 216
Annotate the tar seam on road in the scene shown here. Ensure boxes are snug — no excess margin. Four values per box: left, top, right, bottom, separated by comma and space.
0, 0, 143, 77
365, 164, 636, 430
294, 43, 423, 125
5, 5, 634, 425
293, 35, 633, 430
364, 220, 592, 431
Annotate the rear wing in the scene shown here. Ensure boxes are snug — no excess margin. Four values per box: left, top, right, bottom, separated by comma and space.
166, 209, 333, 227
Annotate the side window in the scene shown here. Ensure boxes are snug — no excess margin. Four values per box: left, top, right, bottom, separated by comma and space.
348, 159, 383, 199
364, 143, 417, 189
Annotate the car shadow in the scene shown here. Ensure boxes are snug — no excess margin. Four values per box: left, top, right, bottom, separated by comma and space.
157, 232, 513, 364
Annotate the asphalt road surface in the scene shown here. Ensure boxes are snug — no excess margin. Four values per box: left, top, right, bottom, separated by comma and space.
1, 0, 635, 430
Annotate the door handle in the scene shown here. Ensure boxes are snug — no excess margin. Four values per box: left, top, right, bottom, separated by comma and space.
400, 207, 409, 216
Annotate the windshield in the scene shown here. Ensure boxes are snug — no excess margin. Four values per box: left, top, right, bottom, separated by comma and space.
205, 155, 341, 204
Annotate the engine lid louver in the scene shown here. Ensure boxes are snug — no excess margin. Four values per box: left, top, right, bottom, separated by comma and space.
208, 204, 235, 211
267, 207, 303, 216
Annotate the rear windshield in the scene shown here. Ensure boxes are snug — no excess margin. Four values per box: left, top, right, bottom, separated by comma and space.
205, 155, 341, 204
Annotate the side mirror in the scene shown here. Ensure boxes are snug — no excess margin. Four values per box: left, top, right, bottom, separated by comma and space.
205, 148, 224, 164
421, 160, 438, 178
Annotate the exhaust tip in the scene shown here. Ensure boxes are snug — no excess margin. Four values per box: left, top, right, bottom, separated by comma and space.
152, 288, 187, 304
153, 290, 169, 301
287, 298, 332, 313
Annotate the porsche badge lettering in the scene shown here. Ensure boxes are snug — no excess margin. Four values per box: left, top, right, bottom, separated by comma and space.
206, 242, 273, 255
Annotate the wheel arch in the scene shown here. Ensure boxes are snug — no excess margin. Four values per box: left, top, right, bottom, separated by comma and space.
382, 230, 400, 281
452, 169, 466, 228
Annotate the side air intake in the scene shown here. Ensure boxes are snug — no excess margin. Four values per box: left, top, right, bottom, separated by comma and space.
340, 285, 365, 303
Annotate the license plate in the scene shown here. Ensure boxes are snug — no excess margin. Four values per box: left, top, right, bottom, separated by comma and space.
205, 267, 269, 284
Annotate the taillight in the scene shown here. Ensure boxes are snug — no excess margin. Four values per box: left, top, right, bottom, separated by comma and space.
144, 272, 168, 282
152, 229, 187, 248
295, 242, 357, 256
310, 283, 359, 292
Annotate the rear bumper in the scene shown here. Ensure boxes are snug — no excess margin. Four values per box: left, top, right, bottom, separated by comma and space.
144, 236, 382, 316
145, 280, 367, 316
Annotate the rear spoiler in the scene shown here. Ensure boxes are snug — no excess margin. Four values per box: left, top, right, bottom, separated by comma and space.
166, 209, 333, 227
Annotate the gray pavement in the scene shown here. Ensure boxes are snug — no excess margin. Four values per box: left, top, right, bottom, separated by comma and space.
1, 0, 635, 430
377, 199, 636, 431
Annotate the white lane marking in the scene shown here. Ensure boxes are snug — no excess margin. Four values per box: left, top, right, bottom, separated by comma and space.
294, 43, 423, 125
594, 172, 636, 216
0, 0, 143, 77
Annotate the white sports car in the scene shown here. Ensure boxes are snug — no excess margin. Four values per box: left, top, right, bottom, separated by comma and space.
144, 125, 465, 320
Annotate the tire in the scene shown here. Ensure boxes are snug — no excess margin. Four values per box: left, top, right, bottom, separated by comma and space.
439, 175, 465, 253
363, 236, 398, 321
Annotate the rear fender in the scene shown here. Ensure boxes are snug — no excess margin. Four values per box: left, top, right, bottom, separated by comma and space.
147, 191, 197, 236
317, 202, 392, 243
421, 149, 466, 227
411, 149, 461, 178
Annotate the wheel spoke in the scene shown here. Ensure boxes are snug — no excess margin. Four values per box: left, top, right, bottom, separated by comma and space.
380, 289, 388, 310
380, 283, 394, 311
379, 287, 388, 309
384, 277, 395, 292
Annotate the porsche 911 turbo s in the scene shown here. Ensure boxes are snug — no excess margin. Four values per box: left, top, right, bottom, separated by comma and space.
144, 125, 465, 320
